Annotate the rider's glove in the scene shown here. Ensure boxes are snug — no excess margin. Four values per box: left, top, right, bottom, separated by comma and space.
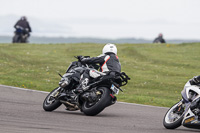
80, 57, 87, 62
80, 56, 90, 62
192, 76, 200, 84
80, 56, 84, 60
77, 56, 84, 61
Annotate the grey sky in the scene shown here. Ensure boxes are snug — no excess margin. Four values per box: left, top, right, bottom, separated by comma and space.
0, 0, 200, 39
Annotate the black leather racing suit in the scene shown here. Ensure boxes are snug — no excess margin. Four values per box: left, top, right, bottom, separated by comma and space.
75, 53, 121, 92
14, 19, 32, 36
153, 36, 166, 43
81, 52, 121, 73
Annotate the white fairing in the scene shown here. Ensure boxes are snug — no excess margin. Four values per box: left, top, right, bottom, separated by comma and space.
182, 108, 196, 124
182, 81, 200, 100
186, 86, 200, 100
184, 81, 192, 89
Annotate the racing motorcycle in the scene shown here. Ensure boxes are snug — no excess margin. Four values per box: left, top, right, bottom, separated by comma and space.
163, 79, 200, 129
43, 56, 130, 116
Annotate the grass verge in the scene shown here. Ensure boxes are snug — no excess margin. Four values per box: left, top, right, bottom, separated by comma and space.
1, 43, 200, 107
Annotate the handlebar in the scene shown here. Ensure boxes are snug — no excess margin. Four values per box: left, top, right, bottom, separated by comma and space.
74, 56, 96, 68
74, 56, 90, 61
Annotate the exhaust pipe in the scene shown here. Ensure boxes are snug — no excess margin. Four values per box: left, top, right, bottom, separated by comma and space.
60, 100, 79, 109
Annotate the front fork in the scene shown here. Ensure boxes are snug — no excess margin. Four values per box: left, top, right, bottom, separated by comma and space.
52, 87, 62, 98
174, 100, 185, 115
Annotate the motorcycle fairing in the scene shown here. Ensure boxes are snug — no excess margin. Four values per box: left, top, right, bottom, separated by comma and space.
182, 108, 200, 129
181, 81, 200, 103
181, 82, 200, 129
66, 61, 82, 73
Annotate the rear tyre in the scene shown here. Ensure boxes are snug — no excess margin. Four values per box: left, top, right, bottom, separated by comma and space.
163, 100, 184, 129
82, 87, 111, 116
43, 87, 62, 111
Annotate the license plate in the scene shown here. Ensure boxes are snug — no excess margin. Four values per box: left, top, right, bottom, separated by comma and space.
111, 84, 119, 94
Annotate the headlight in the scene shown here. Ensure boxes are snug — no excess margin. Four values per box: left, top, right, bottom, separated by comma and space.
59, 77, 70, 87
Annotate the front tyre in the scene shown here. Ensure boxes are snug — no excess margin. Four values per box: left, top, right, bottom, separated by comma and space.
12, 34, 19, 43
163, 100, 185, 129
43, 87, 62, 111
82, 87, 112, 116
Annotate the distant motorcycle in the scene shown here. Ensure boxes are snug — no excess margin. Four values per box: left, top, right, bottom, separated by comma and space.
12, 27, 29, 43
163, 80, 200, 129
43, 56, 130, 116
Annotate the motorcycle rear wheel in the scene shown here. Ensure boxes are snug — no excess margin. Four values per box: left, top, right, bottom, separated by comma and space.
43, 87, 62, 111
163, 100, 184, 129
81, 87, 112, 116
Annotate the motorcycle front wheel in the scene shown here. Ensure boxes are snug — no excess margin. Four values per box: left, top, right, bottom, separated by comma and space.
43, 87, 62, 111
81, 87, 112, 116
163, 100, 185, 129
12, 34, 20, 43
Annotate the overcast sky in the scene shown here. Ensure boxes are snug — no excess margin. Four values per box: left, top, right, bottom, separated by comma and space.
0, 0, 200, 39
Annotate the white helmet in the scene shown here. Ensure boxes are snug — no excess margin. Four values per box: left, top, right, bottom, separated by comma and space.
102, 43, 117, 55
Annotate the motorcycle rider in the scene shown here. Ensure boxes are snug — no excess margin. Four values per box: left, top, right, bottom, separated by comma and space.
14, 16, 32, 38
190, 76, 200, 85
153, 33, 166, 43
74, 43, 121, 94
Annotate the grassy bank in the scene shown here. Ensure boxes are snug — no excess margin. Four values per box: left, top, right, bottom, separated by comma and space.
0, 43, 200, 107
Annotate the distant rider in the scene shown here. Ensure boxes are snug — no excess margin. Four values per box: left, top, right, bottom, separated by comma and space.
153, 33, 166, 43
74, 43, 121, 94
14, 16, 32, 37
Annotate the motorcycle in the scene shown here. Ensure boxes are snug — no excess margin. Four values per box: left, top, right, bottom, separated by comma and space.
163, 79, 200, 129
12, 27, 29, 43
43, 56, 130, 116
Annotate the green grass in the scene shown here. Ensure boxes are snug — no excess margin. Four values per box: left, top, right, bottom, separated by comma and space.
0, 43, 200, 107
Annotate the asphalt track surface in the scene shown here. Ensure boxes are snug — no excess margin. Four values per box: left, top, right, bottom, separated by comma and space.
0, 85, 199, 133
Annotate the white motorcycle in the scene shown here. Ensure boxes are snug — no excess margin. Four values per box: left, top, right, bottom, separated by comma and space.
163, 80, 200, 129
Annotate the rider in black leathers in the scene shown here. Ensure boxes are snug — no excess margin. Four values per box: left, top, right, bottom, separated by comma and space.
190, 76, 200, 85
153, 33, 166, 43
14, 16, 32, 37
74, 43, 121, 93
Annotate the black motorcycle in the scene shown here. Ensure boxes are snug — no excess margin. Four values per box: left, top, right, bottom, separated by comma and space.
43, 56, 130, 116
12, 28, 29, 43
